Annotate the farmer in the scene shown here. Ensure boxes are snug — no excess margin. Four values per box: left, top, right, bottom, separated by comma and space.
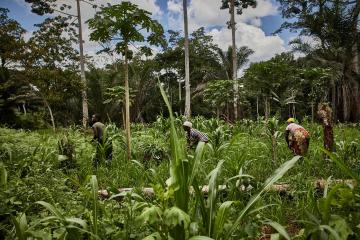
284, 118, 310, 156
183, 121, 209, 148
91, 114, 112, 166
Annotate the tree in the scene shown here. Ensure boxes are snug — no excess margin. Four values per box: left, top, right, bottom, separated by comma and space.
276, 0, 360, 121
183, 0, 191, 119
25, 0, 98, 127
220, 0, 257, 120
244, 53, 298, 120
298, 67, 331, 122
217, 46, 254, 80
76, 0, 88, 128
88, 2, 165, 160
0, 8, 28, 124
25, 17, 82, 130
203, 80, 234, 118
216, 46, 253, 119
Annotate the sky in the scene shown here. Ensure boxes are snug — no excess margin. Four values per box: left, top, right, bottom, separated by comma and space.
1, 0, 298, 68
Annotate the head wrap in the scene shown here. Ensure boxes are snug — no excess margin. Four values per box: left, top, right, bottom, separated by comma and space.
286, 118, 296, 123
183, 121, 192, 128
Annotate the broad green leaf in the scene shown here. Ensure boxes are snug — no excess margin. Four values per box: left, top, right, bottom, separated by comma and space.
207, 160, 224, 236
159, 82, 188, 212
58, 155, 68, 161
270, 233, 280, 240
319, 225, 340, 240
329, 215, 353, 240
189, 141, 205, 186
65, 217, 88, 229
322, 149, 360, 182
11, 214, 27, 240
90, 175, 98, 236
137, 205, 162, 225
265, 220, 290, 240
164, 206, 190, 229
188, 236, 214, 240
214, 201, 233, 239
142, 232, 162, 240
36, 201, 65, 221
225, 155, 301, 239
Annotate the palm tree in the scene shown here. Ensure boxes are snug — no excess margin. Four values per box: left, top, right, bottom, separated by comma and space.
217, 46, 254, 80
217, 46, 253, 119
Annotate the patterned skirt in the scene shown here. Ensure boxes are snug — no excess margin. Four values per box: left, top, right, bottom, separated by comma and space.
289, 128, 310, 156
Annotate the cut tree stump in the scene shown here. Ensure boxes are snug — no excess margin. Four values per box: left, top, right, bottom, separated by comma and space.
99, 179, 357, 199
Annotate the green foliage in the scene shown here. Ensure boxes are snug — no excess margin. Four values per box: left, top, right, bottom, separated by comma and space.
87, 1, 166, 54
1, 118, 360, 239
204, 80, 234, 108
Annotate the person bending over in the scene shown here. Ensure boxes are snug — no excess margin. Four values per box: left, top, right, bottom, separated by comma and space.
284, 118, 310, 156
183, 121, 208, 148
91, 114, 112, 166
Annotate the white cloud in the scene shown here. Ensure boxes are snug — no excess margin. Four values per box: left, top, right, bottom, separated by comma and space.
48, 0, 163, 67
168, 0, 286, 65
168, 0, 278, 32
209, 23, 285, 64
24, 0, 286, 68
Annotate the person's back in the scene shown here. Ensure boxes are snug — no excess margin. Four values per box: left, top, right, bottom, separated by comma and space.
285, 118, 310, 156
183, 121, 209, 148
189, 128, 209, 143
91, 114, 112, 166
285, 123, 303, 134
92, 121, 105, 142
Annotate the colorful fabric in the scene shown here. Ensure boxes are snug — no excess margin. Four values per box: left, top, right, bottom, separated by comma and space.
285, 123, 302, 133
188, 128, 209, 143
288, 128, 310, 156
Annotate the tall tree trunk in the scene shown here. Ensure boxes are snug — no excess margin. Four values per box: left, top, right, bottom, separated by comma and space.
331, 77, 336, 122
351, 43, 360, 121
124, 45, 131, 161
256, 96, 259, 119
22, 103, 27, 115
230, 0, 238, 120
264, 97, 269, 121
183, 0, 191, 119
311, 86, 314, 123
44, 99, 55, 132
76, 0, 89, 128
342, 83, 350, 121
350, 79, 360, 121
311, 102, 314, 123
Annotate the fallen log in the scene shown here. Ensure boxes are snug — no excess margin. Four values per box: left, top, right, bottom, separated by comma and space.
99, 179, 357, 199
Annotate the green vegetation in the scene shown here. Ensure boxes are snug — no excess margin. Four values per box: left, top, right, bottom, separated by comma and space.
1, 0, 360, 239
1, 114, 359, 239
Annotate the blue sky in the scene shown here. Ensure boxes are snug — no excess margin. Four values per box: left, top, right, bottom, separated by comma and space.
1, 0, 297, 66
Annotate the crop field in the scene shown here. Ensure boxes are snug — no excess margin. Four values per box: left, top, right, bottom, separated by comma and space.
1, 115, 359, 239
1, 1, 360, 239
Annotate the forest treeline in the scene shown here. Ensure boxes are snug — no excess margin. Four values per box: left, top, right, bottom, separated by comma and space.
1, 0, 359, 129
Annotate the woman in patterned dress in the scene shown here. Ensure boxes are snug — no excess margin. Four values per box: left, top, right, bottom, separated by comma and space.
284, 118, 310, 156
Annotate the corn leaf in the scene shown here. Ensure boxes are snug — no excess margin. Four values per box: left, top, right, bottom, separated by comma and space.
225, 155, 301, 239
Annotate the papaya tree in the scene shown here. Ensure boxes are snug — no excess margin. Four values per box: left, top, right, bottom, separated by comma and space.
87, 2, 165, 160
